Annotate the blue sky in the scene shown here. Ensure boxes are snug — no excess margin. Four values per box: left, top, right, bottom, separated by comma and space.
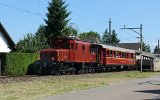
0, 0, 159, 51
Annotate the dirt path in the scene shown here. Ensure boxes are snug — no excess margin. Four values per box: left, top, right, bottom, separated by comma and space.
40, 76, 160, 100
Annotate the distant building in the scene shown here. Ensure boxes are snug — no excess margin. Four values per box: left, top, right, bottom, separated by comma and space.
154, 39, 160, 55
117, 43, 140, 51
0, 22, 16, 53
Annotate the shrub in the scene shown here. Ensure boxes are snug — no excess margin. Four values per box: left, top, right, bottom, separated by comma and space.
1, 53, 39, 76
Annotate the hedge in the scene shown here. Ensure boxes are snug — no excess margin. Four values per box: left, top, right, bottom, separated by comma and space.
1, 53, 39, 76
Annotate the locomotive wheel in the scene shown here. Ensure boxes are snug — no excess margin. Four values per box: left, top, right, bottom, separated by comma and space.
37, 66, 42, 75
69, 68, 76, 75
50, 69, 56, 75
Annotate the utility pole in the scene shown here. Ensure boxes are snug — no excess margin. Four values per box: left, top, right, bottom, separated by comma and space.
140, 24, 143, 73
121, 24, 143, 72
109, 18, 112, 45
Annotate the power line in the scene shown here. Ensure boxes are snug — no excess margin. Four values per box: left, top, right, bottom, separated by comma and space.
121, 24, 143, 73
0, 1, 44, 17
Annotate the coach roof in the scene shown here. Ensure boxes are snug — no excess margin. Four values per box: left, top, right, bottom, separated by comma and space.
99, 44, 136, 53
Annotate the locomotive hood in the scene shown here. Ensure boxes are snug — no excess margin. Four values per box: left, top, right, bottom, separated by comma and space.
40, 48, 69, 62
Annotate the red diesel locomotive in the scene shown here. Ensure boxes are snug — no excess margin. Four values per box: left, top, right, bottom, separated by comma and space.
34, 37, 136, 75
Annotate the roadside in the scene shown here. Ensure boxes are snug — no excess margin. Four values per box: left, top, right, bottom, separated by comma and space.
0, 71, 160, 100
40, 75, 160, 100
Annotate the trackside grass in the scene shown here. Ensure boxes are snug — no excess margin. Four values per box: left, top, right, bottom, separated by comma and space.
0, 71, 160, 100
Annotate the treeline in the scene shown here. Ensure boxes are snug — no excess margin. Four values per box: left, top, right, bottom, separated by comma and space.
2, 0, 151, 76
16, 0, 121, 53
16, 0, 151, 53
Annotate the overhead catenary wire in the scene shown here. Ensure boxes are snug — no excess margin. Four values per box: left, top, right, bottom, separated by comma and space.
0, 1, 45, 17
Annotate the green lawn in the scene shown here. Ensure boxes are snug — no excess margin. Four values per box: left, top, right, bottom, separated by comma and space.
0, 71, 160, 100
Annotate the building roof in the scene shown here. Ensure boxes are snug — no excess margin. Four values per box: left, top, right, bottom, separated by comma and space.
117, 43, 140, 51
0, 22, 16, 51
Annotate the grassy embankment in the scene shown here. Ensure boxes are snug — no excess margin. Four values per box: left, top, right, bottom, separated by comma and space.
0, 71, 160, 100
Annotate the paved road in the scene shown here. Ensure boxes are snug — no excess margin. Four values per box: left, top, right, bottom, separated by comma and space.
40, 76, 160, 100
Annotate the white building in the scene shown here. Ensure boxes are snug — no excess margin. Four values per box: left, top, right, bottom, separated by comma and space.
0, 22, 15, 53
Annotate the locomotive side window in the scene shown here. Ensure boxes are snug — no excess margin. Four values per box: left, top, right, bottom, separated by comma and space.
76, 43, 78, 50
82, 45, 85, 50
70, 43, 74, 49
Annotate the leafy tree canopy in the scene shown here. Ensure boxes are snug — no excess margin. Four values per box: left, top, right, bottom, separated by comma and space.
16, 33, 36, 53
63, 25, 78, 36
16, 25, 49, 53
79, 31, 101, 44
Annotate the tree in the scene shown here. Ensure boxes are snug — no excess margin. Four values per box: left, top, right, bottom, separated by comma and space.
45, 0, 70, 43
16, 25, 49, 53
79, 31, 101, 43
101, 29, 120, 45
101, 29, 109, 44
16, 33, 36, 53
142, 42, 151, 53
63, 25, 78, 36
111, 30, 120, 44
34, 25, 49, 50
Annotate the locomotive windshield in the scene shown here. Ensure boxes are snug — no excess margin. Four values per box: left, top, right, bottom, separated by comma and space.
51, 38, 69, 49
40, 52, 54, 61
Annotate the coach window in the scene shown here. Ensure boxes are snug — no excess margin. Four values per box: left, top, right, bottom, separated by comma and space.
91, 48, 96, 54
126, 53, 129, 58
128, 53, 130, 58
116, 51, 119, 58
130, 53, 132, 59
122, 52, 124, 58
131, 53, 133, 59
110, 50, 113, 57
126, 53, 128, 58
113, 51, 116, 57
122, 52, 125, 58
119, 52, 122, 58
107, 50, 110, 57
82, 45, 85, 51
124, 53, 126, 58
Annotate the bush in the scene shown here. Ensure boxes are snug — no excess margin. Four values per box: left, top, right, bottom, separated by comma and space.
1, 53, 39, 76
